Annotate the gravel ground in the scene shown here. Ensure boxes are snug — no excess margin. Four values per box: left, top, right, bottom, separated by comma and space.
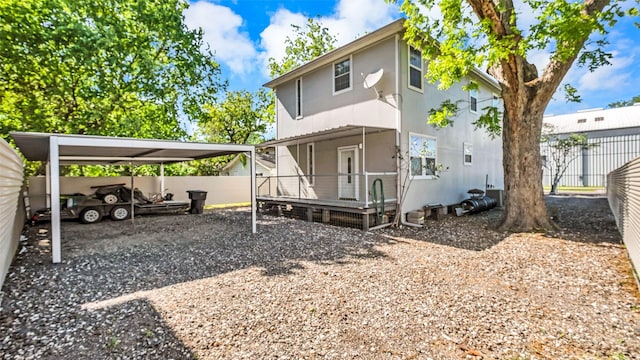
1, 195, 638, 359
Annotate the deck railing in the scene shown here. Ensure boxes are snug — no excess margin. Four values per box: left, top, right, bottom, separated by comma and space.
257, 172, 397, 208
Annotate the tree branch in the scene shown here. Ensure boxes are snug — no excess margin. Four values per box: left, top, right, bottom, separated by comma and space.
537, 0, 612, 98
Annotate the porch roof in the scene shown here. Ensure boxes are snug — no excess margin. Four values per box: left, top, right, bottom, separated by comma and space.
259, 125, 396, 147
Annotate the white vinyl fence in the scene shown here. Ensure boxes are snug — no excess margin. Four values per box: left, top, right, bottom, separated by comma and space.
0, 138, 24, 289
28, 176, 251, 213
607, 156, 640, 281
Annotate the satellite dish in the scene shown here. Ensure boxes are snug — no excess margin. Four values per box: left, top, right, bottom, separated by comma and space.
363, 68, 384, 89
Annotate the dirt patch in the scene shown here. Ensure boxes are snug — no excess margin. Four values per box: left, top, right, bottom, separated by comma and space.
1, 196, 638, 359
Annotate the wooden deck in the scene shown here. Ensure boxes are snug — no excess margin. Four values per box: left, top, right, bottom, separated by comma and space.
256, 196, 396, 231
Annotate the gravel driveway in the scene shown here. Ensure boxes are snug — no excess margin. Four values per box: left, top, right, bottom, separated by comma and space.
1, 195, 638, 359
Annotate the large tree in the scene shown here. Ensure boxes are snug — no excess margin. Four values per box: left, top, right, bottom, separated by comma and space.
191, 89, 273, 175
0, 0, 221, 143
199, 89, 272, 145
391, 0, 636, 231
268, 18, 338, 78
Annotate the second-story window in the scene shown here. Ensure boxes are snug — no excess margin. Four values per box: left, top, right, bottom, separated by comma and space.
469, 82, 478, 113
296, 77, 302, 118
334, 57, 351, 94
409, 46, 423, 91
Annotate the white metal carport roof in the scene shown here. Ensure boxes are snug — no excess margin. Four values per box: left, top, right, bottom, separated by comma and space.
10, 131, 257, 263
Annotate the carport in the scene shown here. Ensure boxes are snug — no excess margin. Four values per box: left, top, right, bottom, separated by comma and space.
10, 132, 257, 263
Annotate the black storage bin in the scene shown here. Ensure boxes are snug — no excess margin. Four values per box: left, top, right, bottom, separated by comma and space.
187, 190, 208, 214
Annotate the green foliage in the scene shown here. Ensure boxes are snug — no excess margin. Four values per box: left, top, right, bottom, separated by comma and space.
199, 89, 272, 145
563, 84, 582, 103
474, 105, 502, 139
0, 0, 221, 145
428, 99, 458, 127
194, 89, 273, 175
542, 126, 598, 193
608, 95, 640, 108
267, 18, 337, 78
265, 18, 337, 131
389, 0, 635, 133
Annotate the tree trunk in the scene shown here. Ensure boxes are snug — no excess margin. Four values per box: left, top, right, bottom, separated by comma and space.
550, 183, 558, 195
498, 101, 556, 232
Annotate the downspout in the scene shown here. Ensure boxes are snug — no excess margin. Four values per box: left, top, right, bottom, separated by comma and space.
395, 33, 421, 228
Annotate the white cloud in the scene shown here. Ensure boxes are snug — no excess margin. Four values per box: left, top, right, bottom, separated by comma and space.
258, 8, 308, 67
183, 1, 257, 76
258, 0, 399, 76
578, 52, 634, 91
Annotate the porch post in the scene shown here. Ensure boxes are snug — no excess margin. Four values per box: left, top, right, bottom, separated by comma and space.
362, 127, 367, 207
297, 142, 300, 199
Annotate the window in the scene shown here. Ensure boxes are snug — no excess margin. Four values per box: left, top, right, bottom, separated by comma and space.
333, 57, 352, 94
595, 116, 604, 122
577, 118, 586, 123
469, 82, 478, 113
307, 143, 315, 185
463, 142, 473, 165
409, 133, 437, 178
408, 46, 423, 91
296, 77, 302, 118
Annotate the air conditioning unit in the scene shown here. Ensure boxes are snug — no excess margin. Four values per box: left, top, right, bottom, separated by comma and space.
486, 189, 504, 207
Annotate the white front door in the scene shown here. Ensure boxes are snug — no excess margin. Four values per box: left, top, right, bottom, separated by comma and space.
338, 146, 359, 200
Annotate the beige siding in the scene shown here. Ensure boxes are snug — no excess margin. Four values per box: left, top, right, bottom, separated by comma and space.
28, 176, 251, 211
276, 37, 399, 140
0, 138, 24, 288
271, 33, 504, 215
276, 130, 396, 200
398, 42, 504, 213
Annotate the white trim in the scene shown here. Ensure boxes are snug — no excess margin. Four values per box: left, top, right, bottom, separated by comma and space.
407, 45, 423, 93
307, 143, 315, 185
333, 55, 353, 95
337, 145, 359, 200
408, 132, 438, 180
295, 77, 303, 119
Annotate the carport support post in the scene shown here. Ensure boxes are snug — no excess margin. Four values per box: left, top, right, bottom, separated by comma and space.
251, 148, 256, 233
130, 162, 135, 226
49, 136, 61, 263
160, 162, 165, 197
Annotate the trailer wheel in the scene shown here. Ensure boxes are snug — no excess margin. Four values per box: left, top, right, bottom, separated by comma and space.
80, 207, 102, 224
110, 205, 130, 221
102, 193, 120, 204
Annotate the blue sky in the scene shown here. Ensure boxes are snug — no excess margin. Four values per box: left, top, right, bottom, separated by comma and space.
183, 0, 640, 116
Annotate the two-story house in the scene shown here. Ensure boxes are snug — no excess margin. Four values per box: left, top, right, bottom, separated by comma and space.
258, 19, 504, 230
